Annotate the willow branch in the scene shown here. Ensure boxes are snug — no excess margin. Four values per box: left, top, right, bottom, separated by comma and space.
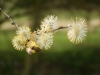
0, 8, 19, 28
52, 25, 71, 32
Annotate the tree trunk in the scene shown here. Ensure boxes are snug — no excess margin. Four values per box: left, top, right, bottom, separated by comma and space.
21, 1, 44, 75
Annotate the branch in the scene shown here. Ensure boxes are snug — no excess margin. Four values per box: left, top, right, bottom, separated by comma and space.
0, 8, 19, 28
52, 25, 72, 32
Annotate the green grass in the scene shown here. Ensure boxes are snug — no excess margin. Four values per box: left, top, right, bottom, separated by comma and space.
0, 31, 15, 50
0, 30, 100, 75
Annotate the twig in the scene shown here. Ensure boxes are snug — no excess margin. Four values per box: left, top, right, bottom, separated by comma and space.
0, 8, 19, 28
52, 25, 72, 32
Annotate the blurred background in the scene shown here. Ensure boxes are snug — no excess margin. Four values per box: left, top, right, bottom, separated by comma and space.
0, 0, 100, 75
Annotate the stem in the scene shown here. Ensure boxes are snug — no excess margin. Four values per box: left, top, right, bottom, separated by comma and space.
0, 8, 19, 28
52, 25, 72, 32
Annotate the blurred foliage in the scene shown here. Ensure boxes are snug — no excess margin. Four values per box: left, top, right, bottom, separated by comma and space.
1, 0, 100, 29
0, 0, 100, 75
0, 49, 100, 75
